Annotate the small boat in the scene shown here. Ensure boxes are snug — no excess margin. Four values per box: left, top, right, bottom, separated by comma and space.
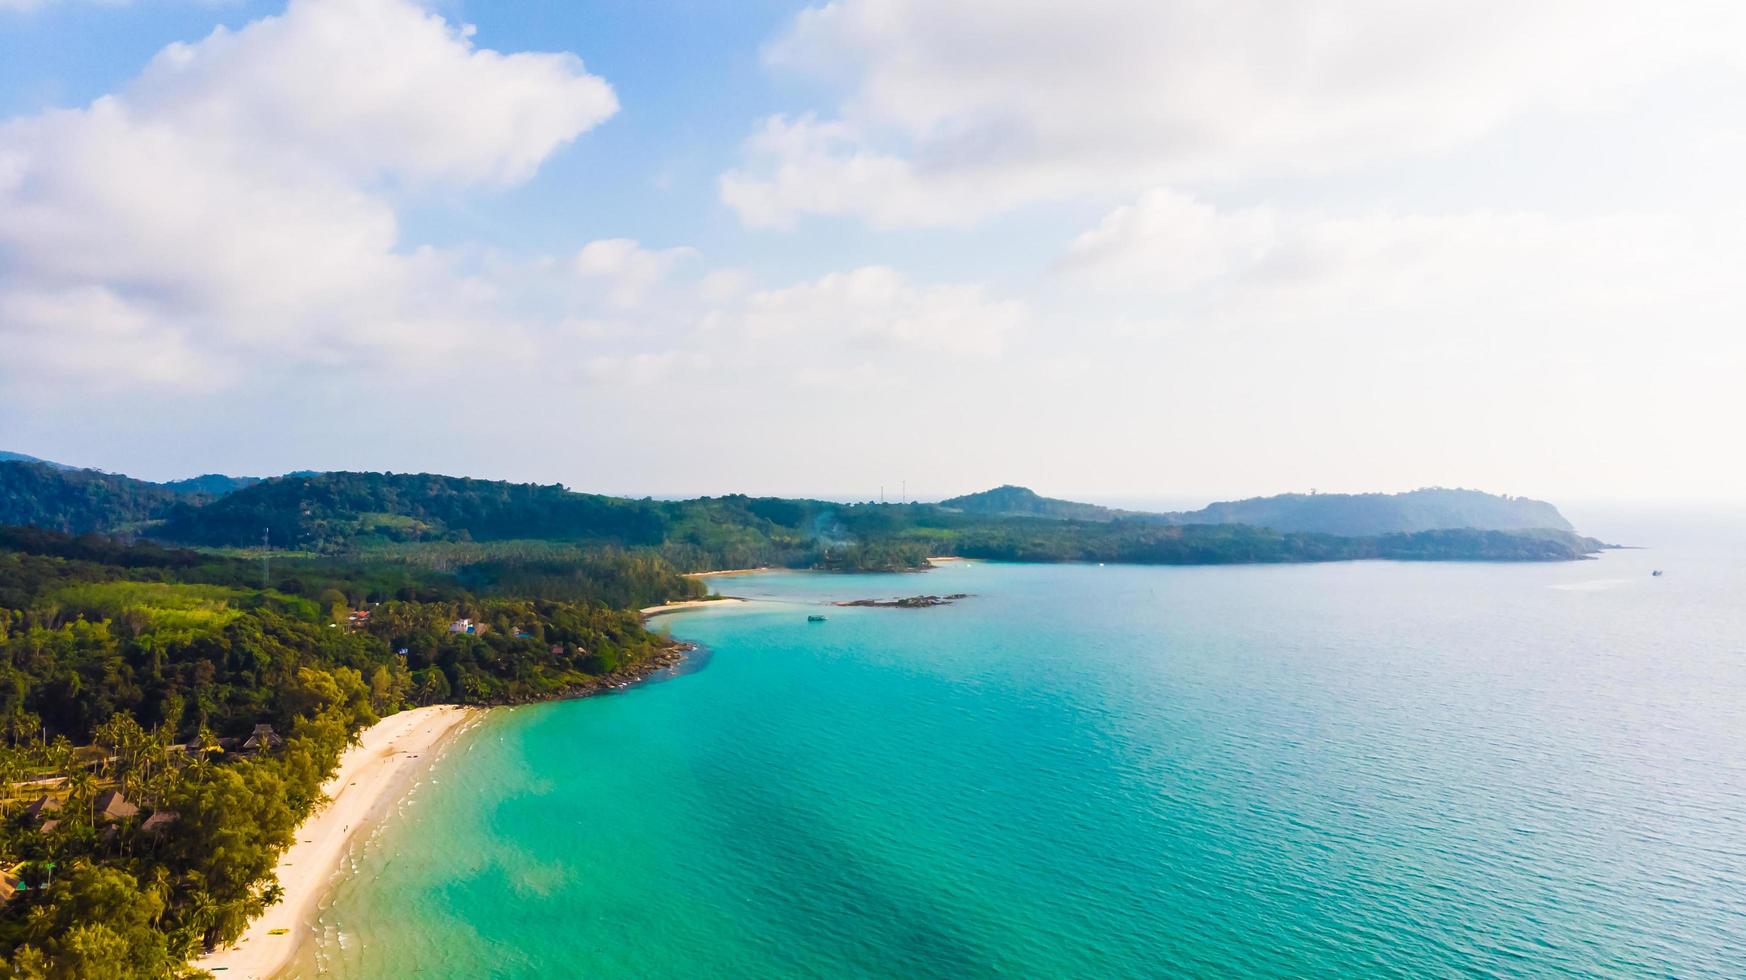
807, 615, 827, 622
267, 928, 289, 936
1651, 569, 1663, 577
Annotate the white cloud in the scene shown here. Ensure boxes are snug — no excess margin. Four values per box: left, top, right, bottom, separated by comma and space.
132, 0, 616, 187
573, 239, 699, 308
1057, 190, 1745, 332
724, 0, 1746, 228
715, 266, 1026, 357
580, 350, 709, 386
0, 285, 227, 388
1057, 189, 1276, 293
1047, 190, 1746, 455
0, 0, 617, 389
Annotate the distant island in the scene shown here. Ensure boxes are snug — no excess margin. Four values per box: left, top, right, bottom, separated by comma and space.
941, 484, 1573, 536
0, 453, 1610, 975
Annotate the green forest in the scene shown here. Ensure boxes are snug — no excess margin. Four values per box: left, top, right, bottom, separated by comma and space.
0, 528, 679, 977
0, 463, 1610, 578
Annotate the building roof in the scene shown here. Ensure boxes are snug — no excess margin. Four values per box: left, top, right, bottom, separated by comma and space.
184, 737, 224, 754
0, 870, 19, 903
243, 723, 284, 751
39, 819, 60, 834
94, 789, 139, 821
23, 795, 62, 820
141, 811, 179, 834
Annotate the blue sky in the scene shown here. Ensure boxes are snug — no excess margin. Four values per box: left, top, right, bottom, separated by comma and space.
1, 0, 1743, 504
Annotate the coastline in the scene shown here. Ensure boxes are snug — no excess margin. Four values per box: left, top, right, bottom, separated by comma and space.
190, 640, 696, 978
685, 566, 773, 579
641, 597, 748, 617
191, 704, 479, 980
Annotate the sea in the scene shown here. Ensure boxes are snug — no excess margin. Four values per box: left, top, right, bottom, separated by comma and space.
300, 506, 1746, 977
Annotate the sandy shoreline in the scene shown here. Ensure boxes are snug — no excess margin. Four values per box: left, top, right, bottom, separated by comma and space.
641, 597, 748, 617
684, 566, 773, 578
192, 704, 478, 980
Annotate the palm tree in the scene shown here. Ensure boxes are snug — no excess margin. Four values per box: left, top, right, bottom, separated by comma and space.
46, 736, 73, 787
67, 768, 97, 827
0, 750, 19, 817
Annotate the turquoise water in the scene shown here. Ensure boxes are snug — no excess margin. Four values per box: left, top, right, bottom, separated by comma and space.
308, 520, 1746, 977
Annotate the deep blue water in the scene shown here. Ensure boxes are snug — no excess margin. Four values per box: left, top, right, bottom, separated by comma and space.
308, 516, 1746, 977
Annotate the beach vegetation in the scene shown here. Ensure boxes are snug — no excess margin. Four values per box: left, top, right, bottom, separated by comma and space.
0, 529, 681, 976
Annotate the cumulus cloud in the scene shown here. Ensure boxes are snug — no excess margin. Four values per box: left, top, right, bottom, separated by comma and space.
712, 266, 1027, 357
1048, 190, 1746, 434
130, 0, 616, 187
573, 239, 699, 308
1057, 190, 1744, 326
0, 0, 618, 389
723, 0, 1746, 228
1057, 190, 1277, 293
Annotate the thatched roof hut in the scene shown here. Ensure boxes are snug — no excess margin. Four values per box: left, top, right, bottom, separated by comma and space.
94, 789, 139, 822
243, 723, 284, 753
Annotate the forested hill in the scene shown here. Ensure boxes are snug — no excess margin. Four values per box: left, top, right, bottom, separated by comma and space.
940, 484, 1574, 537
0, 462, 189, 535
157, 474, 262, 497
142, 472, 1602, 569
154, 472, 670, 550
1167, 488, 1573, 536
940, 485, 1131, 522
0, 460, 261, 535
0, 452, 72, 469
4, 464, 1602, 573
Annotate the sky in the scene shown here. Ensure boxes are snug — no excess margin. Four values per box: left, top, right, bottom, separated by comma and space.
0, 0, 1742, 505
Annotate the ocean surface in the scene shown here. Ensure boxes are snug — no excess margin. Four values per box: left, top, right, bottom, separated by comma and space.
305, 510, 1746, 977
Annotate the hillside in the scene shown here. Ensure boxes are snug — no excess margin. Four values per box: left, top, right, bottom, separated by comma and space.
0, 458, 263, 535
158, 474, 263, 497
1170, 488, 1573, 536
0, 460, 189, 534
0, 451, 72, 469
940, 484, 1574, 537
939, 485, 1130, 522
2, 464, 1603, 575
153, 472, 673, 549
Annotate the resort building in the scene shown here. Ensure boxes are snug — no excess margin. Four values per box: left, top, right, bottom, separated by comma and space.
94, 789, 139, 822
243, 723, 284, 753
22, 795, 62, 821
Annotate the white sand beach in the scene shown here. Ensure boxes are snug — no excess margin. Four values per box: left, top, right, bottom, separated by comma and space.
684, 567, 774, 578
641, 597, 748, 617
192, 704, 477, 979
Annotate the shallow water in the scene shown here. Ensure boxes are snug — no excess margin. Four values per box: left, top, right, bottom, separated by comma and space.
308, 518, 1746, 977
